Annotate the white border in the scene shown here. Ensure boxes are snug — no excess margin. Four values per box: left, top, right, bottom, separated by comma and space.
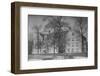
20, 6, 95, 70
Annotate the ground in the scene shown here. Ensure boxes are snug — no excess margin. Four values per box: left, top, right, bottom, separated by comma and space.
28, 53, 87, 60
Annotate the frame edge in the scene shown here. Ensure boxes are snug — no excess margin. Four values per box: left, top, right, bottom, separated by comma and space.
11, 2, 16, 73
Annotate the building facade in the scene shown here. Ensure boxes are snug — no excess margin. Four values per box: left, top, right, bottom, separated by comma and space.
65, 30, 82, 54
32, 30, 83, 54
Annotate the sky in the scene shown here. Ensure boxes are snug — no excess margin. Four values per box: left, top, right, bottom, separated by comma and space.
28, 15, 88, 41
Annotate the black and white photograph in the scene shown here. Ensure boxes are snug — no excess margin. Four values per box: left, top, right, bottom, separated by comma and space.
11, 2, 97, 74
28, 15, 88, 61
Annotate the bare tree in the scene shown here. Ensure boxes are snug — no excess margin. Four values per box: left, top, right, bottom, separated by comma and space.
34, 25, 42, 54
43, 16, 70, 54
75, 17, 88, 53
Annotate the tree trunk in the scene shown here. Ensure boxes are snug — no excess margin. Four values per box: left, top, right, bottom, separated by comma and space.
53, 29, 56, 55
54, 42, 55, 54
37, 31, 40, 54
79, 18, 83, 53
